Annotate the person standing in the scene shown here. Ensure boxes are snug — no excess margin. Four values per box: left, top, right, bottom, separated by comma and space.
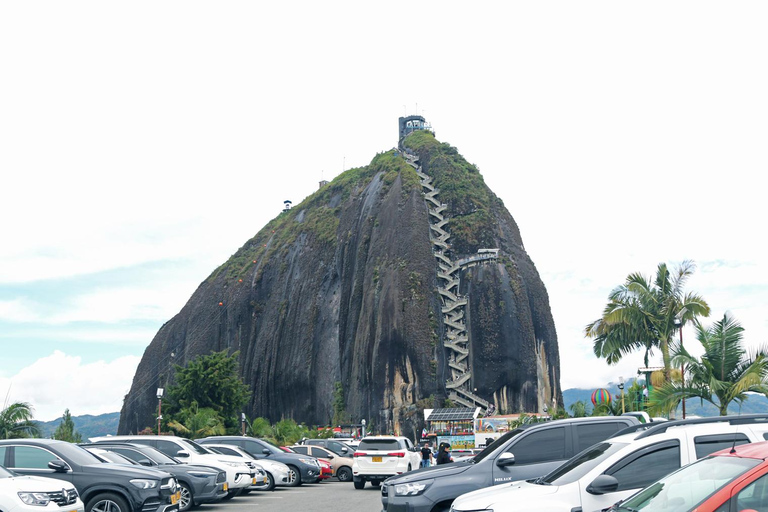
436, 443, 453, 465
420, 442, 433, 468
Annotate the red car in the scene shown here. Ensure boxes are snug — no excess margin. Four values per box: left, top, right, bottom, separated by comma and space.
611, 440, 768, 512
316, 458, 333, 481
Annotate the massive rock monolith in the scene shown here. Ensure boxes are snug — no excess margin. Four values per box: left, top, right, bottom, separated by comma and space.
118, 129, 561, 438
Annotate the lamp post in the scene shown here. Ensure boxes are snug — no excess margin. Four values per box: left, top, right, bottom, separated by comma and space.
618, 376, 625, 414
241, 413, 246, 435
156, 388, 164, 435
674, 317, 686, 419
361, 419, 366, 439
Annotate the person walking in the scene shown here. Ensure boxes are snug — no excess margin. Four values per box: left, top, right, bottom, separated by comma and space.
420, 442, 433, 468
436, 443, 453, 465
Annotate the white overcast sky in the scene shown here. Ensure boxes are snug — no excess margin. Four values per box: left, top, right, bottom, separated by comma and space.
1, 2, 766, 422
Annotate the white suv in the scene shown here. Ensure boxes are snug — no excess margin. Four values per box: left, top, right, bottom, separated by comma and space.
450, 414, 768, 512
352, 436, 421, 489
89, 435, 256, 496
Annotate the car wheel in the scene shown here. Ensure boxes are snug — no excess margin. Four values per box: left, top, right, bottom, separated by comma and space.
286, 465, 301, 487
178, 482, 193, 512
353, 479, 365, 489
253, 472, 275, 491
86, 493, 130, 512
336, 467, 353, 482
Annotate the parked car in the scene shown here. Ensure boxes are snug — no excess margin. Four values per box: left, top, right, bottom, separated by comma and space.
609, 440, 768, 512
352, 436, 422, 490
0, 464, 84, 512
89, 435, 254, 498
291, 445, 354, 482
450, 414, 768, 512
301, 439, 356, 458
79, 442, 227, 511
316, 458, 333, 481
381, 415, 640, 512
0, 439, 179, 512
197, 436, 321, 487
202, 444, 291, 491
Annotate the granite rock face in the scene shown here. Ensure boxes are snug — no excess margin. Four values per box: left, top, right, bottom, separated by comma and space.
118, 132, 561, 437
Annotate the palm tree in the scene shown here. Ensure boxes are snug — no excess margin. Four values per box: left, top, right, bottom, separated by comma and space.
585, 260, 710, 383
167, 402, 226, 439
0, 399, 40, 439
649, 313, 768, 416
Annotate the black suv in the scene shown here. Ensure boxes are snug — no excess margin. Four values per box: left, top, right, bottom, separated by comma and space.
0, 439, 179, 512
80, 443, 227, 512
197, 436, 320, 486
381, 415, 640, 512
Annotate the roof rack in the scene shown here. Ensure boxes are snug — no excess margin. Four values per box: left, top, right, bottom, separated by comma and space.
636, 414, 768, 439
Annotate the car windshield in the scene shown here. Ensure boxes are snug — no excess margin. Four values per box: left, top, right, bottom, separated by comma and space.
473, 429, 523, 464
358, 439, 401, 451
181, 439, 214, 455
139, 447, 179, 465
55, 442, 106, 466
615, 455, 761, 512
540, 441, 628, 486
256, 439, 282, 455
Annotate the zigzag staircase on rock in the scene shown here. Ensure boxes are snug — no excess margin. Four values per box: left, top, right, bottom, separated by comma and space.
399, 146, 498, 413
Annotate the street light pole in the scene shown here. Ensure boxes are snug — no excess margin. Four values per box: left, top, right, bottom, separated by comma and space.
156, 388, 164, 435
674, 317, 686, 419
618, 376, 625, 414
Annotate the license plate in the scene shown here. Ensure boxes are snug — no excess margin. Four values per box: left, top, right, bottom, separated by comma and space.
372, 456, 382, 462
170, 492, 180, 505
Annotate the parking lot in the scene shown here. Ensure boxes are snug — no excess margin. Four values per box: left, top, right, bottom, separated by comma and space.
203, 480, 382, 512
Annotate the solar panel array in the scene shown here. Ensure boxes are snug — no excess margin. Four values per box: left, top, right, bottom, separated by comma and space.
427, 408, 476, 421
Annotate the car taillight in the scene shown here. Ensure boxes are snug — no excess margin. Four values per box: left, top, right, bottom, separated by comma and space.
353, 452, 366, 457
387, 451, 405, 458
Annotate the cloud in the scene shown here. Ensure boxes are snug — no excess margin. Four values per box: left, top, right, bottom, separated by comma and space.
1, 351, 140, 422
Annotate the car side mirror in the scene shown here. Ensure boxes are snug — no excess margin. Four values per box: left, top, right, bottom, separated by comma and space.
496, 452, 515, 467
48, 460, 70, 473
175, 450, 190, 458
137, 459, 153, 466
327, 455, 334, 459
262, 449, 271, 456
341, 448, 349, 453
586, 474, 619, 495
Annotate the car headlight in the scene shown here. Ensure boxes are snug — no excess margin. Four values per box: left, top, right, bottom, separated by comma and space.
130, 479, 159, 489
394, 479, 433, 496
298, 458, 318, 466
18, 492, 51, 506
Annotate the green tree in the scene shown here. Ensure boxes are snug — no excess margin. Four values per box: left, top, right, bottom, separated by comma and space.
167, 350, 250, 431
0, 399, 40, 439
649, 314, 768, 416
167, 402, 226, 439
52, 409, 82, 442
569, 400, 589, 418
586, 260, 710, 384
247, 417, 274, 439
332, 381, 348, 426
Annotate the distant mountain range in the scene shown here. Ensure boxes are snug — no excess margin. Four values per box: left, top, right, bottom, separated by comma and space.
38, 412, 120, 440
563, 384, 768, 417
